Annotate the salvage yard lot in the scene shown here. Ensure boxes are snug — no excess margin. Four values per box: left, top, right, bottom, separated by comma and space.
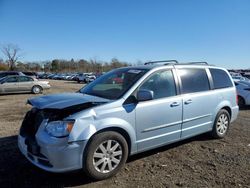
0, 80, 249, 188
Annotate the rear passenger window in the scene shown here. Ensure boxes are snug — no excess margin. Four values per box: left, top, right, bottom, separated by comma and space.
179, 68, 210, 94
209, 68, 233, 89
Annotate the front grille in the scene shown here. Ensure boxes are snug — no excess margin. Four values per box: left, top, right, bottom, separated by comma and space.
20, 108, 55, 168
20, 108, 45, 137
28, 151, 53, 168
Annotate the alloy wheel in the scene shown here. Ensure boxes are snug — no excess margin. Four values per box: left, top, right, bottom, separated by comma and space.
93, 140, 122, 174
216, 114, 229, 135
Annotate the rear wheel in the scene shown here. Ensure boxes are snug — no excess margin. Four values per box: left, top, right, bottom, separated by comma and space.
211, 109, 230, 139
32, 85, 42, 94
83, 131, 128, 180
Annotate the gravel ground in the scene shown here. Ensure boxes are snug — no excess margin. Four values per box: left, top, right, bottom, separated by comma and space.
0, 80, 249, 188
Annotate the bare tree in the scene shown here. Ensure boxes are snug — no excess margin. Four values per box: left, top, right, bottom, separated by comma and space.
1, 44, 21, 70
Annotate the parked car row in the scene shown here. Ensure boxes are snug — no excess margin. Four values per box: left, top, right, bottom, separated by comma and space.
0, 71, 104, 95
39, 73, 79, 80
38, 72, 100, 83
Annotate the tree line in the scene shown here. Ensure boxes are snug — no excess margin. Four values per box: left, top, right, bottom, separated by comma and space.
0, 44, 133, 73
0, 58, 131, 73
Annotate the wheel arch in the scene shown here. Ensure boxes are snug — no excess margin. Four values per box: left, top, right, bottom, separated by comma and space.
87, 127, 132, 155
221, 106, 232, 119
213, 101, 233, 125
238, 95, 245, 105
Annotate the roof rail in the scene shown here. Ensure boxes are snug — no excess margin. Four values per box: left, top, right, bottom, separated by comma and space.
144, 60, 179, 65
184, 61, 208, 65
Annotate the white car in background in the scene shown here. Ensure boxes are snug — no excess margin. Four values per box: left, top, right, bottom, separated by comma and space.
77, 73, 96, 83
77, 73, 89, 83
235, 81, 250, 107
85, 73, 96, 82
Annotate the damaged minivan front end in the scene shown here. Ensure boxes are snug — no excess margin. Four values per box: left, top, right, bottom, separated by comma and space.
18, 93, 110, 172
18, 67, 150, 179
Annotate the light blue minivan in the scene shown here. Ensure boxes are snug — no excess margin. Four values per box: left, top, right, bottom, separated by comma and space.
18, 60, 239, 180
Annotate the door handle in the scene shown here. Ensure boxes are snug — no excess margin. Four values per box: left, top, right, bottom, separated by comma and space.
170, 102, 180, 107
184, 99, 192, 105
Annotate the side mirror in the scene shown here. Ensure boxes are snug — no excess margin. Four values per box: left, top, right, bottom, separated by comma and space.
137, 89, 154, 101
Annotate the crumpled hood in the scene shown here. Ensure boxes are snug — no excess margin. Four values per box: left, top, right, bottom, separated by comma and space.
28, 93, 110, 109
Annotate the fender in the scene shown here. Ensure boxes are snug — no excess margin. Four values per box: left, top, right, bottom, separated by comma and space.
68, 113, 137, 154
212, 100, 232, 125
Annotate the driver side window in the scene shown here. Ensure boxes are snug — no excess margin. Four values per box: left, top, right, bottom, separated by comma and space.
139, 70, 176, 99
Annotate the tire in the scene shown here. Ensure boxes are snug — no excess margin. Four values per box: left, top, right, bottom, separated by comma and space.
84, 79, 88, 84
32, 85, 42, 94
83, 131, 128, 180
238, 96, 245, 108
211, 109, 230, 139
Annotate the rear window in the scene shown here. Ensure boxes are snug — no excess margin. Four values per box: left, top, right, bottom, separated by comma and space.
209, 68, 233, 89
178, 68, 210, 94
23, 72, 35, 76
8, 72, 18, 75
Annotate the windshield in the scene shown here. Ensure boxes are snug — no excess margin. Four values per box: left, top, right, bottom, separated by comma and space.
80, 67, 148, 99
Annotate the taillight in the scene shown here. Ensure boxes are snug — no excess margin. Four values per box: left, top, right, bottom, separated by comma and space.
236, 94, 239, 105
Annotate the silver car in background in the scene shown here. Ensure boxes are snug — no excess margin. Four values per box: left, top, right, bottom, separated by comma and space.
18, 61, 238, 180
0, 75, 50, 94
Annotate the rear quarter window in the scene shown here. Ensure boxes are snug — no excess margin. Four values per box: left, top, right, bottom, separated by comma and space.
209, 68, 233, 89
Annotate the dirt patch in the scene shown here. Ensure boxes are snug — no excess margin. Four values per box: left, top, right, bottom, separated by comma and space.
0, 80, 249, 188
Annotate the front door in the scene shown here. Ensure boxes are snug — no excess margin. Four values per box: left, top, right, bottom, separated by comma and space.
135, 69, 183, 152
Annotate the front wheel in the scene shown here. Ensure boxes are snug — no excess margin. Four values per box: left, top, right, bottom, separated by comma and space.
211, 109, 230, 139
83, 131, 128, 180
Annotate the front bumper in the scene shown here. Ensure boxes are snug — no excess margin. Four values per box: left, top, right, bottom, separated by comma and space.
18, 132, 87, 173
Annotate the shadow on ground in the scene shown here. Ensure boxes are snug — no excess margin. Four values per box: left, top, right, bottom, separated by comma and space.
0, 133, 213, 188
0, 136, 94, 187
239, 105, 250, 111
